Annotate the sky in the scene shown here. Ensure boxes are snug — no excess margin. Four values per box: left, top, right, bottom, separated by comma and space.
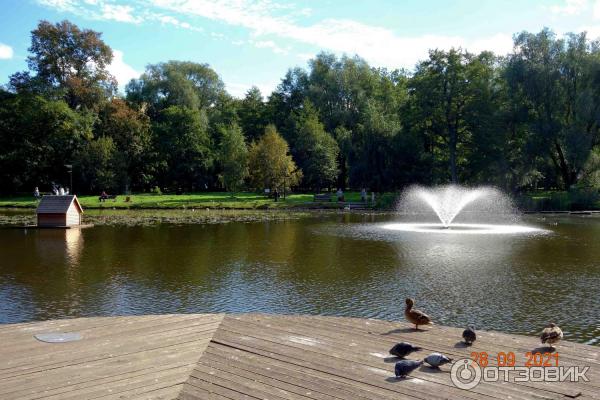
0, 0, 599, 98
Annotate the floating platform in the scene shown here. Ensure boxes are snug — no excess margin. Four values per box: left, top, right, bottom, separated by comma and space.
0, 314, 598, 399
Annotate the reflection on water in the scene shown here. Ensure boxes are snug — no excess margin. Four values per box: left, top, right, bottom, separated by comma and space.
1, 212, 600, 345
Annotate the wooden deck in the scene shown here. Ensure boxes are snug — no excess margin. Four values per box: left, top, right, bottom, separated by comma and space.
1, 314, 598, 399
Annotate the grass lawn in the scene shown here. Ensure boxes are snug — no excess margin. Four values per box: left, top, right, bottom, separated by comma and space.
0, 191, 393, 210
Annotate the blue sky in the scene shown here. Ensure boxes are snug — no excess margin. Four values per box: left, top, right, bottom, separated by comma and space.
0, 0, 598, 97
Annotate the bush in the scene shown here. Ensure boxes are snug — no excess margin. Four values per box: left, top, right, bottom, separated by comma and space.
150, 186, 162, 196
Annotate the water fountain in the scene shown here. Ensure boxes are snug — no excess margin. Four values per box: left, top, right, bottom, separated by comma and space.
383, 185, 545, 235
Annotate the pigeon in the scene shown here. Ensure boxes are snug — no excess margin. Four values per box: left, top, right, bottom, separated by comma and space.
462, 326, 476, 345
424, 352, 452, 368
395, 359, 423, 378
541, 323, 563, 348
389, 342, 422, 358
405, 298, 432, 330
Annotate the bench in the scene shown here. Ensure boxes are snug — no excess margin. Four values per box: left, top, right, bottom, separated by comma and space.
314, 193, 332, 202
99, 195, 117, 202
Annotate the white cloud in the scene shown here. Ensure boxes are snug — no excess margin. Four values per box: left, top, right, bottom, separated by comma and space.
148, 0, 518, 69
101, 4, 142, 23
36, 0, 77, 12
107, 49, 140, 91
549, 0, 588, 15
593, 0, 600, 18
251, 40, 288, 54
34, 0, 519, 69
0, 43, 13, 59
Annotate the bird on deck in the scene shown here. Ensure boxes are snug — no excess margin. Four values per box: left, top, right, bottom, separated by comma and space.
541, 323, 563, 349
404, 298, 432, 330
389, 342, 422, 358
462, 326, 476, 346
394, 359, 423, 378
424, 352, 452, 368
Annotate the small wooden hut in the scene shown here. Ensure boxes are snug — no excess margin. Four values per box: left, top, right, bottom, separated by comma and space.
36, 195, 83, 227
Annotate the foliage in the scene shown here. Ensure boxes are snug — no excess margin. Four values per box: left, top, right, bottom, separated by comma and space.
218, 123, 248, 194
74, 136, 117, 192
10, 20, 116, 110
0, 92, 93, 194
248, 125, 302, 192
126, 61, 226, 116
290, 101, 339, 190
152, 106, 212, 191
2, 20, 600, 198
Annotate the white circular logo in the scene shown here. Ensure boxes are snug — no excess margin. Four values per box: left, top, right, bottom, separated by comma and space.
450, 358, 482, 390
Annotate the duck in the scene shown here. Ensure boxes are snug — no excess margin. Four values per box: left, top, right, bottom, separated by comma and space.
404, 298, 432, 330
394, 359, 423, 378
462, 326, 476, 346
389, 342, 422, 358
424, 352, 452, 368
541, 323, 563, 349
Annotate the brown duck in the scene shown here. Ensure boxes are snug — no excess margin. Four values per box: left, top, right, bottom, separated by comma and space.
404, 298, 432, 330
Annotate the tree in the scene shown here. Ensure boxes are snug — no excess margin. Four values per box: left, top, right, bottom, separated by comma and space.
74, 136, 117, 192
95, 99, 152, 191
0, 92, 93, 194
507, 29, 600, 188
152, 106, 212, 190
248, 125, 302, 193
10, 20, 116, 110
238, 86, 267, 142
218, 123, 248, 194
291, 101, 338, 190
126, 61, 226, 117
409, 49, 473, 183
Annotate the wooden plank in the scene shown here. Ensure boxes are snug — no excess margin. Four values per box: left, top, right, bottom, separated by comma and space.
0, 341, 210, 398
215, 317, 566, 400
0, 318, 222, 377
207, 329, 483, 400
226, 314, 595, 397
0, 314, 222, 354
201, 344, 408, 400
0, 314, 224, 400
2, 313, 598, 400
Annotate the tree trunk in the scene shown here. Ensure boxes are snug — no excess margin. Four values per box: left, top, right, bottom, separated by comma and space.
554, 140, 572, 189
449, 127, 458, 183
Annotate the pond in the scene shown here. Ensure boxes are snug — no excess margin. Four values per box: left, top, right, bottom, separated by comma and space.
1, 210, 599, 345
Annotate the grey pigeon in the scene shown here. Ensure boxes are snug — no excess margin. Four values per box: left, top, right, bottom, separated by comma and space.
395, 359, 423, 378
389, 342, 422, 358
424, 352, 452, 368
462, 326, 476, 345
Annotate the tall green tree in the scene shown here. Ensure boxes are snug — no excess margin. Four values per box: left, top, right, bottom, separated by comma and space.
152, 106, 212, 190
507, 29, 600, 188
248, 125, 302, 192
409, 49, 473, 183
95, 99, 152, 191
10, 20, 116, 110
74, 136, 117, 192
0, 92, 93, 193
218, 123, 248, 194
291, 101, 339, 190
238, 86, 267, 142
126, 61, 226, 116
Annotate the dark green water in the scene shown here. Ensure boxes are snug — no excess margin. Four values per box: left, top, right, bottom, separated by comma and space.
1, 211, 599, 345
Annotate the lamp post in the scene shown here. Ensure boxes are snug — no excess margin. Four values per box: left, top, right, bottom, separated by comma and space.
65, 164, 73, 194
